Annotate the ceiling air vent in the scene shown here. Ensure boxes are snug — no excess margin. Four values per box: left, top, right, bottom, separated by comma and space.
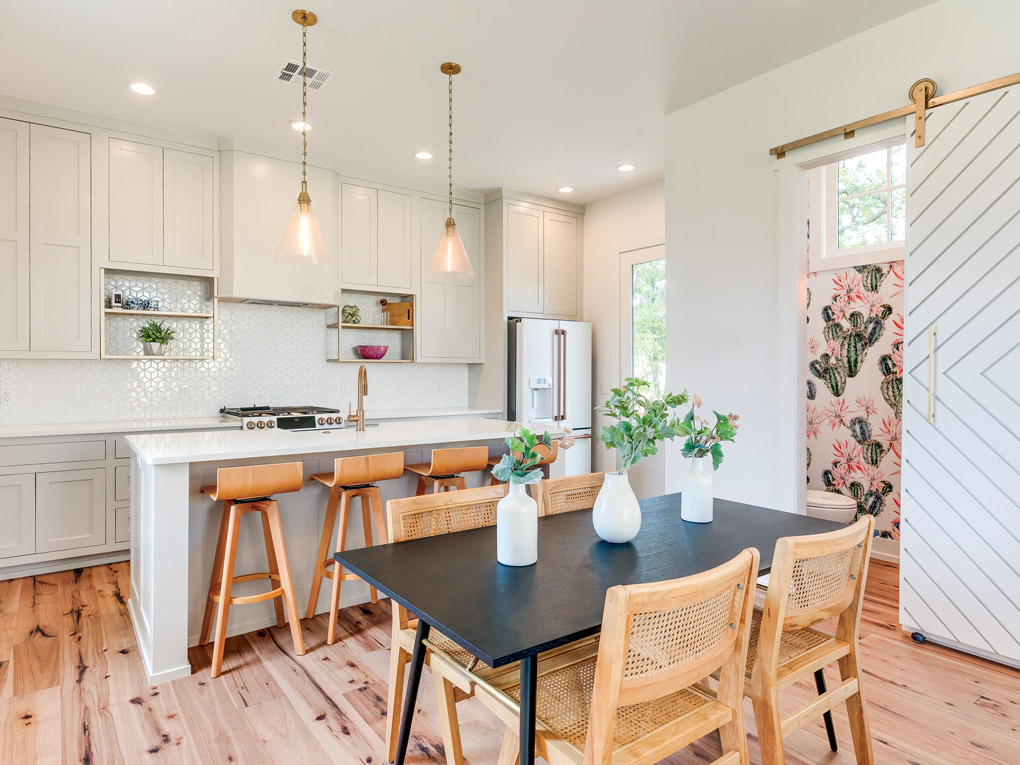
275, 58, 336, 91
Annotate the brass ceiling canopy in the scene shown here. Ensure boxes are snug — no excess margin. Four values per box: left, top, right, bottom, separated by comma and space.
292, 9, 317, 26
440, 62, 461, 76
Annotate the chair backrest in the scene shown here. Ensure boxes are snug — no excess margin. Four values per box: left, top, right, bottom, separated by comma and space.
533, 472, 604, 516
584, 548, 759, 760
331, 451, 404, 486
386, 483, 508, 544
429, 446, 491, 476
210, 461, 304, 501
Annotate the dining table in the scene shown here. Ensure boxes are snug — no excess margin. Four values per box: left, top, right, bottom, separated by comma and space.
335, 492, 843, 765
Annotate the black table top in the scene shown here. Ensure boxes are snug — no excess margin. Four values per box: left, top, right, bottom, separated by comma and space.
335, 493, 842, 667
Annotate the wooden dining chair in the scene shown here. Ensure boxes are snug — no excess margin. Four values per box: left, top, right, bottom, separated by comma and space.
383, 484, 508, 763
488, 440, 559, 485
404, 445, 490, 494
430, 548, 760, 764
532, 471, 605, 516
747, 515, 874, 765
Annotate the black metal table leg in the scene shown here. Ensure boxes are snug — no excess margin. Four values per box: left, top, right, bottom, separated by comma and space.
519, 653, 538, 765
814, 668, 838, 752
394, 620, 430, 764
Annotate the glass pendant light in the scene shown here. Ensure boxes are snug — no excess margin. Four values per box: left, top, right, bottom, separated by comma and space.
429, 62, 474, 278
275, 10, 330, 264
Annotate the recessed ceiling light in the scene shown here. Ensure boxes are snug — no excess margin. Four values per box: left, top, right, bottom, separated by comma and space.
558, 186, 574, 193
128, 82, 156, 95
617, 163, 636, 172
289, 120, 312, 131
413, 151, 433, 160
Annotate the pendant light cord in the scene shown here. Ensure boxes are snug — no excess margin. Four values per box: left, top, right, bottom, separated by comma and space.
448, 71, 454, 220
300, 20, 308, 195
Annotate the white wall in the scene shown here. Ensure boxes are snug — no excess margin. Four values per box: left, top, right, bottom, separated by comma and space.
583, 181, 665, 472
664, 0, 1020, 509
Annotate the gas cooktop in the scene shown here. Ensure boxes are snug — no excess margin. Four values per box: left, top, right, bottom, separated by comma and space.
220, 406, 343, 431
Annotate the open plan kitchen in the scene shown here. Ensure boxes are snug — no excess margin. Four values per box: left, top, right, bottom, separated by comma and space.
3, 2, 1020, 764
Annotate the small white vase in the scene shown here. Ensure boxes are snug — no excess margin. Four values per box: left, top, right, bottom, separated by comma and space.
144, 342, 168, 357
497, 482, 538, 566
592, 471, 641, 543
681, 456, 714, 523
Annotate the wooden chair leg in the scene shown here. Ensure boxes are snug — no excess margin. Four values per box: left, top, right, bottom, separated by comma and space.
415, 475, 427, 496
359, 491, 379, 604
838, 650, 874, 764
490, 472, 500, 486
750, 684, 785, 765
306, 485, 341, 618
434, 672, 464, 765
368, 486, 388, 544
385, 622, 411, 761
452, 476, 466, 491
263, 500, 305, 656
260, 510, 285, 627
497, 728, 520, 765
200, 502, 231, 646
326, 491, 351, 645
210, 503, 243, 678
716, 648, 750, 764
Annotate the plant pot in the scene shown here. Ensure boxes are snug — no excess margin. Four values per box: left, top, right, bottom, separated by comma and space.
143, 342, 168, 357
681, 456, 714, 523
497, 482, 538, 566
592, 471, 641, 543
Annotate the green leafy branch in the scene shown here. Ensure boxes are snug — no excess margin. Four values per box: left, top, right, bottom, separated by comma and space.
492, 427, 552, 485
138, 320, 176, 345
597, 377, 689, 473
678, 403, 739, 471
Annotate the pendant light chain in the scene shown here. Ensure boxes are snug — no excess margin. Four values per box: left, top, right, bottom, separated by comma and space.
300, 20, 309, 195
447, 71, 454, 220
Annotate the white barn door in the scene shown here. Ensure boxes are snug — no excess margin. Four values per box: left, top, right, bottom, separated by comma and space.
900, 86, 1020, 665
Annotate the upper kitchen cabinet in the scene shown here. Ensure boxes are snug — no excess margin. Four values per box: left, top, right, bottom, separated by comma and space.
219, 150, 337, 306
107, 138, 216, 274
340, 182, 414, 292
0, 118, 30, 352
418, 197, 484, 362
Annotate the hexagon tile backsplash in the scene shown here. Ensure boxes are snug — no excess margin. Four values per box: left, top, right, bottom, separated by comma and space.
0, 304, 469, 425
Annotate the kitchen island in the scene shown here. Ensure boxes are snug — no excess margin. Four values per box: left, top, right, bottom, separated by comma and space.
126, 417, 545, 684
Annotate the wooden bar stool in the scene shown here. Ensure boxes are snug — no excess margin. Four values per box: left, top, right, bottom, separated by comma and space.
306, 451, 405, 645
199, 462, 305, 678
488, 440, 559, 485
404, 446, 490, 495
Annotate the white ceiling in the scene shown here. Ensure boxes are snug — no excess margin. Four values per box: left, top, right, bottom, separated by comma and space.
0, 0, 935, 203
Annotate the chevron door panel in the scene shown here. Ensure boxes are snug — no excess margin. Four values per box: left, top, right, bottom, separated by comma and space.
900, 86, 1020, 665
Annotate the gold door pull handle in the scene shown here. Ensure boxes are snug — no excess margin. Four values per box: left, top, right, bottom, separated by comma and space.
928, 325, 937, 424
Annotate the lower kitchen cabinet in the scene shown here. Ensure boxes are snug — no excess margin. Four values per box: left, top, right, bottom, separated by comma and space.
35, 468, 107, 553
114, 506, 131, 544
0, 474, 35, 559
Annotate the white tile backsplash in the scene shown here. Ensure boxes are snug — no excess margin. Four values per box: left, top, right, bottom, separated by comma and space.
0, 303, 468, 425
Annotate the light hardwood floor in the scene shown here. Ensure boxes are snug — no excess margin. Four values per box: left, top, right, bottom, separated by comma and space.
0, 560, 1017, 763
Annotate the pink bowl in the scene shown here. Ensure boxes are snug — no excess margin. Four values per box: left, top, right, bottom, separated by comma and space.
356, 345, 388, 360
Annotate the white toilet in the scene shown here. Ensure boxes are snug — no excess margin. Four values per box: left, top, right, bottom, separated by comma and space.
806, 489, 859, 524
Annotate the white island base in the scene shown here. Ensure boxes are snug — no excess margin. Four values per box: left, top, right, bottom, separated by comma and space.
126, 418, 547, 684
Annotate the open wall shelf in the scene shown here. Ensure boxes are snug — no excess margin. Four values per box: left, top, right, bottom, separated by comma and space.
327, 289, 415, 363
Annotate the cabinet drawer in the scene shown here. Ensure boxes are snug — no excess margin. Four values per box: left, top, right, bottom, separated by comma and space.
0, 440, 106, 468
35, 467, 107, 553
115, 464, 131, 501
115, 506, 131, 544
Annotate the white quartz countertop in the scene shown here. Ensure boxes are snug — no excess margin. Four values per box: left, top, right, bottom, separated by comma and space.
0, 417, 240, 440
364, 407, 503, 420
126, 417, 538, 465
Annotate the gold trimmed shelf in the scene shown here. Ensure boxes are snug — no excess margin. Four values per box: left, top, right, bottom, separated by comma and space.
104, 309, 214, 319
102, 355, 214, 361
327, 358, 414, 364
326, 322, 414, 330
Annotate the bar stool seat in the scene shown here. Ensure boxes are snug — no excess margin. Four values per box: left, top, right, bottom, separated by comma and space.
488, 440, 559, 485
405, 446, 490, 495
199, 462, 305, 678
307, 452, 405, 644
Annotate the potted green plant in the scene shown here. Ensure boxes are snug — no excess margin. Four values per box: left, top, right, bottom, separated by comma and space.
138, 320, 176, 357
491, 427, 551, 566
596, 378, 689, 542
677, 396, 740, 523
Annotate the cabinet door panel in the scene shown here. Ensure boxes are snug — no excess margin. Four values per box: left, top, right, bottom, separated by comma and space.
377, 190, 412, 290
419, 197, 453, 358
542, 212, 579, 317
340, 183, 377, 286
109, 138, 163, 266
506, 204, 543, 314
452, 204, 482, 360
29, 125, 91, 353
0, 118, 29, 351
164, 149, 214, 271
0, 473, 35, 559
35, 468, 106, 553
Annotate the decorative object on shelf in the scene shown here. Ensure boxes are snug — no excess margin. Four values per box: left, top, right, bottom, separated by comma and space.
379, 298, 412, 326
595, 378, 690, 543
138, 320, 177, 357
678, 396, 739, 523
355, 344, 388, 360
110, 291, 123, 310
341, 304, 361, 324
428, 62, 474, 278
491, 427, 549, 566
274, 9, 330, 264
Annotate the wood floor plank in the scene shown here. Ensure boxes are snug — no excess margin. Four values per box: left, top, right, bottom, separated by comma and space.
0, 684, 63, 763
11, 630, 61, 696
240, 695, 332, 764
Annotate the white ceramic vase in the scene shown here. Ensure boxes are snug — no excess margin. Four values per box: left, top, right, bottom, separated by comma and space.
144, 342, 168, 357
592, 471, 642, 543
497, 482, 538, 566
681, 456, 714, 523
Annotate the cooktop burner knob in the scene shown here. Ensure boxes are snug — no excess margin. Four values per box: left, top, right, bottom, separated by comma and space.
318, 417, 325, 425
256, 420, 266, 429
267, 420, 275, 428
326, 416, 335, 424
246, 421, 256, 430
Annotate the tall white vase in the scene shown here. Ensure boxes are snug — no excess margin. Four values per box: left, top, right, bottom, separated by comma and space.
681, 456, 714, 523
592, 471, 642, 543
497, 482, 538, 566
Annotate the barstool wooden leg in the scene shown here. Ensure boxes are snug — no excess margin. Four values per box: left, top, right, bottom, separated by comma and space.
263, 500, 305, 656
359, 491, 379, 604
453, 476, 466, 491
490, 472, 500, 486
260, 510, 286, 627
306, 485, 341, 619
210, 503, 243, 678
368, 486, 388, 544
200, 502, 231, 645
415, 476, 427, 496
326, 491, 352, 645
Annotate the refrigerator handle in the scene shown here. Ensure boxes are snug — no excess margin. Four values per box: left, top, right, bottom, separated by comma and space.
554, 328, 564, 422
561, 327, 568, 423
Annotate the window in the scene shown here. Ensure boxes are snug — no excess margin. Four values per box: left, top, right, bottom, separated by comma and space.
810, 141, 906, 270
620, 249, 666, 398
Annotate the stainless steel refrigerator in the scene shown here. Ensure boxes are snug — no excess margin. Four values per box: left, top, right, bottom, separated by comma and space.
507, 318, 592, 475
